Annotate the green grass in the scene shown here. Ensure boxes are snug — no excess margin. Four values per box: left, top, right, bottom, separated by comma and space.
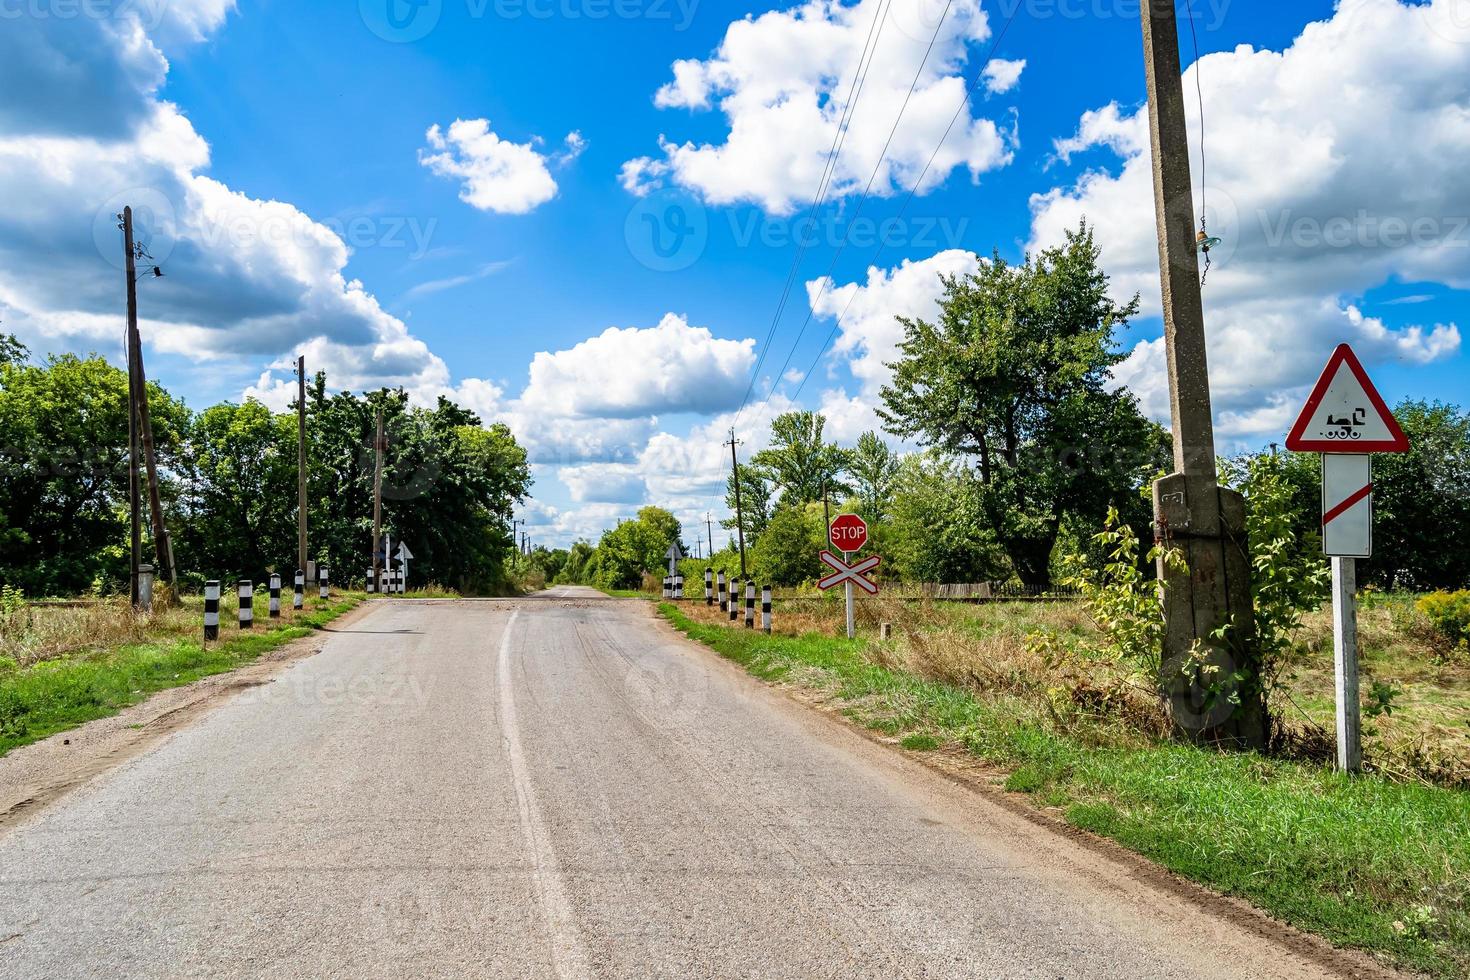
0, 596, 361, 757
658, 602, 1470, 979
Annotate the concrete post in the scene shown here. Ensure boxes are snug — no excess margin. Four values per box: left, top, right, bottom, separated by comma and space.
269, 573, 281, 618
203, 580, 220, 641
318, 566, 329, 600
1333, 557, 1362, 772
744, 581, 755, 629
761, 585, 772, 634
294, 570, 305, 610
705, 567, 713, 605
1142, 0, 1262, 748
366, 567, 376, 594
137, 564, 154, 613
238, 580, 253, 630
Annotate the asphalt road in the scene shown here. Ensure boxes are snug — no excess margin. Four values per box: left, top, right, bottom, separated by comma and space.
0, 589, 1365, 978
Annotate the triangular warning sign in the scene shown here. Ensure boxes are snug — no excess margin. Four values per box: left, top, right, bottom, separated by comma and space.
1285, 344, 1409, 453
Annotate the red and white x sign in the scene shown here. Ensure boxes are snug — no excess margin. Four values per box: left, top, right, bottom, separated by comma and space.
817, 550, 881, 595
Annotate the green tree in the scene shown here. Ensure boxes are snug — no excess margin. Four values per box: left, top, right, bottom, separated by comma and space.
750, 411, 851, 507
0, 334, 26, 366
723, 462, 773, 544
1366, 400, 1470, 590
583, 507, 683, 589
0, 354, 188, 595
750, 503, 827, 587
848, 431, 899, 523
887, 453, 1010, 584
879, 224, 1166, 587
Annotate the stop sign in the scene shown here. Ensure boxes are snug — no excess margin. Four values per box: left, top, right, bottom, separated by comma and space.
829, 514, 869, 552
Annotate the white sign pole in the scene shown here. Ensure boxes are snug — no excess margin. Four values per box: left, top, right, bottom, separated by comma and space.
1332, 556, 1362, 773
844, 550, 855, 640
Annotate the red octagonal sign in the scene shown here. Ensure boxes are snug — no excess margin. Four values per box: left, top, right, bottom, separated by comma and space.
829, 514, 869, 552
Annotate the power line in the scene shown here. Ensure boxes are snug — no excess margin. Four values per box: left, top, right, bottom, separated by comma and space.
790, 3, 1024, 402
756, 0, 959, 415
735, 0, 896, 424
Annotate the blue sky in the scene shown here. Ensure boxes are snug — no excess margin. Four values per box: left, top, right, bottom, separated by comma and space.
2, 0, 1466, 548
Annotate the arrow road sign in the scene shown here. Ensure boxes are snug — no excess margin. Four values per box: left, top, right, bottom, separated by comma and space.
666, 542, 684, 575
1286, 344, 1410, 453
817, 550, 880, 595
396, 542, 414, 562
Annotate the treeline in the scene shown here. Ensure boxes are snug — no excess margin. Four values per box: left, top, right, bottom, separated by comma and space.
0, 339, 531, 596
530, 226, 1470, 593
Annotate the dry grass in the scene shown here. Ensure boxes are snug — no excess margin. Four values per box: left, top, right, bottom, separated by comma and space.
0, 590, 360, 671
666, 588, 1470, 783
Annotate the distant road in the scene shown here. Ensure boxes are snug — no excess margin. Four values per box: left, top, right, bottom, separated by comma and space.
0, 588, 1379, 978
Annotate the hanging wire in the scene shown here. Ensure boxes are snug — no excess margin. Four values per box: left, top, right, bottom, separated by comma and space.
1183, 0, 1215, 287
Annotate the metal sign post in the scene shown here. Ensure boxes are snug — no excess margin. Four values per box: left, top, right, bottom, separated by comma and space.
1286, 344, 1409, 773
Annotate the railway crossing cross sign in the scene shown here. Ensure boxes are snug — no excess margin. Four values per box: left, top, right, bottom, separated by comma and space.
817, 551, 881, 595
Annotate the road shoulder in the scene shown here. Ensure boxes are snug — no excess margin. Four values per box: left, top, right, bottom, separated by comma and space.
0, 599, 382, 836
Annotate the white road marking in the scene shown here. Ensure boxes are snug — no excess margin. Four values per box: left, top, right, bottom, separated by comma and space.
497, 609, 591, 980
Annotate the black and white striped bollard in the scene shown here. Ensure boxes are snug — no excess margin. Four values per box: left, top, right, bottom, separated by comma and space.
762, 585, 772, 634
319, 566, 329, 600
269, 573, 281, 618
744, 581, 755, 629
729, 577, 739, 623
674, 574, 684, 600
718, 570, 727, 613
204, 580, 220, 641
365, 567, 375, 594
704, 567, 713, 605
238, 579, 253, 630
294, 570, 305, 610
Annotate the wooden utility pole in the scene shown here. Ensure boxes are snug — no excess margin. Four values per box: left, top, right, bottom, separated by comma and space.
725, 430, 748, 578
297, 356, 308, 575
121, 208, 178, 604
1140, 1, 1261, 747
371, 410, 385, 592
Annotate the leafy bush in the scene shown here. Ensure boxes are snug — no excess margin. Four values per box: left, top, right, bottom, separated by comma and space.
1059, 506, 1183, 677
1417, 591, 1470, 652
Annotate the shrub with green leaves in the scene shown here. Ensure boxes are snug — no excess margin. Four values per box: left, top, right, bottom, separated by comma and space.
1416, 591, 1470, 651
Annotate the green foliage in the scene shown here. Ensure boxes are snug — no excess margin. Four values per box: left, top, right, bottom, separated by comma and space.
581, 507, 684, 590
1060, 506, 1182, 676
1368, 401, 1470, 590
848, 431, 899, 523
886, 452, 1009, 584
1226, 451, 1332, 701
750, 503, 827, 587
1417, 591, 1470, 652
723, 462, 773, 544
0, 333, 27, 365
1364, 679, 1402, 720
0, 356, 530, 596
749, 411, 852, 507
0, 354, 189, 595
879, 223, 1167, 586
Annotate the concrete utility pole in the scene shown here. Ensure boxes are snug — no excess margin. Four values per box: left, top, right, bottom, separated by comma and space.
121, 208, 177, 605
297, 356, 308, 576
371, 410, 385, 593
123, 211, 142, 608
705, 511, 714, 561
1140, 1, 1261, 747
725, 430, 748, 578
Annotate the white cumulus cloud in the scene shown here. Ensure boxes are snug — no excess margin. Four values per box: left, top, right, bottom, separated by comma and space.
419, 119, 581, 215
622, 0, 1016, 214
